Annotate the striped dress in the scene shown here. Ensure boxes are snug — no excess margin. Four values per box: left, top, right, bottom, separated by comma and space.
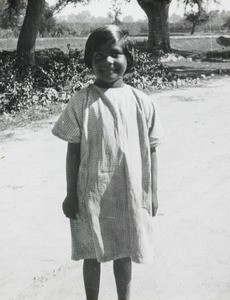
52, 84, 165, 264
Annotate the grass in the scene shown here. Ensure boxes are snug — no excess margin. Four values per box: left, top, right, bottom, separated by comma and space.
0, 37, 87, 52
0, 34, 229, 53
170, 35, 229, 53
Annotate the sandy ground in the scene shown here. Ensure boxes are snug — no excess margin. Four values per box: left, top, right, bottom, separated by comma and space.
1, 76, 230, 300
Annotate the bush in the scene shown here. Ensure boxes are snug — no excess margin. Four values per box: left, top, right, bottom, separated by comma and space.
123, 41, 170, 90
124, 51, 169, 90
0, 44, 186, 115
0, 47, 94, 114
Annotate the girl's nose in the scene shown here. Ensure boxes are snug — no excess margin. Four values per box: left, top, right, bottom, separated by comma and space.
105, 55, 114, 64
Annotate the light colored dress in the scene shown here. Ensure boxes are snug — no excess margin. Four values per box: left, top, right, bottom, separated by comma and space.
52, 84, 165, 264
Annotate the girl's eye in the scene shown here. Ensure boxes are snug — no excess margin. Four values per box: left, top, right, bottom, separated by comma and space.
111, 52, 122, 58
94, 52, 123, 60
94, 53, 104, 60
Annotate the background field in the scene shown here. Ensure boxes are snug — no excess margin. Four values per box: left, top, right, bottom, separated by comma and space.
1, 35, 230, 53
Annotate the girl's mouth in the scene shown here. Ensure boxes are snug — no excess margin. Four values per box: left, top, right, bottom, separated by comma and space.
100, 69, 116, 75
101, 68, 114, 71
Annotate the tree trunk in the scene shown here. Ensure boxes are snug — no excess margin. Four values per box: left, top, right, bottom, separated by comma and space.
191, 22, 196, 35
16, 0, 45, 71
137, 0, 172, 53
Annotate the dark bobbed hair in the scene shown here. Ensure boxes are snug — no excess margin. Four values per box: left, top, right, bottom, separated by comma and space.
84, 25, 134, 72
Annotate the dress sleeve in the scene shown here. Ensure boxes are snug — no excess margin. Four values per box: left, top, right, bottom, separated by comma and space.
147, 98, 166, 148
52, 88, 86, 143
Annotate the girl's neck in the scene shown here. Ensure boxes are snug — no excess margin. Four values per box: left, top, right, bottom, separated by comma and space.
94, 78, 125, 89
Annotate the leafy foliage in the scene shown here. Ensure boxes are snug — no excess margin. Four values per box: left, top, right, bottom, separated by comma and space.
0, 0, 26, 29
0, 48, 93, 114
124, 42, 169, 89
0, 42, 215, 115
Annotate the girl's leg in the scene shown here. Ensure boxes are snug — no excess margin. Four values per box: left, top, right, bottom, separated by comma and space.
83, 259, 101, 300
113, 257, 132, 300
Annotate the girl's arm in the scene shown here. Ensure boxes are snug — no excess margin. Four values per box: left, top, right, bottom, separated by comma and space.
150, 147, 158, 217
62, 143, 81, 220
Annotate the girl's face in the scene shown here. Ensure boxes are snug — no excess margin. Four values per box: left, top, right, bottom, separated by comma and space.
92, 40, 127, 88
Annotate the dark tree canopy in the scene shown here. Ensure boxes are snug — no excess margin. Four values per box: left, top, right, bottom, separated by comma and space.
0, 0, 26, 29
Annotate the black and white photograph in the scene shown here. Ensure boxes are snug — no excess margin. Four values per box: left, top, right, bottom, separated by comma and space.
1, 0, 230, 299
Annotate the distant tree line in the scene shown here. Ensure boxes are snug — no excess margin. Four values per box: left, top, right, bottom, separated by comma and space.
170, 10, 230, 33
0, 8, 229, 39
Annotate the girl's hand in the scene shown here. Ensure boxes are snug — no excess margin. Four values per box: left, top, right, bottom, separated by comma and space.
152, 190, 158, 217
62, 195, 78, 220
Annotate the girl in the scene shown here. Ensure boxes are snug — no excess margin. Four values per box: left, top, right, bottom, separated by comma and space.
52, 25, 165, 300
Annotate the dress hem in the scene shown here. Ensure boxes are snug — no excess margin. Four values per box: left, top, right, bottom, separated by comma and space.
71, 252, 155, 265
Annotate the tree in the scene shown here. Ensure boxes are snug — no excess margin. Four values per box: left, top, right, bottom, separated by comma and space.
108, 0, 123, 25
39, 1, 57, 36
183, 0, 209, 34
108, 0, 132, 25
136, 0, 172, 53
185, 10, 209, 35
16, 0, 45, 70
6, 0, 90, 72
180, 0, 220, 34
223, 15, 230, 30
136, 0, 220, 53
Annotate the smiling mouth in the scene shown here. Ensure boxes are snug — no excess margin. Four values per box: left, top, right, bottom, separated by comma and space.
100, 69, 116, 76
101, 69, 114, 72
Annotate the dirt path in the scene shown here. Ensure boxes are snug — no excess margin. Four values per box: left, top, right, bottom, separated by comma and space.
1, 76, 230, 300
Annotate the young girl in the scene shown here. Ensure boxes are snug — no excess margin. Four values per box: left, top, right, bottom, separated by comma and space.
52, 25, 165, 300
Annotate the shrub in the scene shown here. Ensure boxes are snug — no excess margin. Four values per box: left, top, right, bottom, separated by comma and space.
124, 42, 169, 90
0, 47, 93, 114
0, 44, 191, 115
